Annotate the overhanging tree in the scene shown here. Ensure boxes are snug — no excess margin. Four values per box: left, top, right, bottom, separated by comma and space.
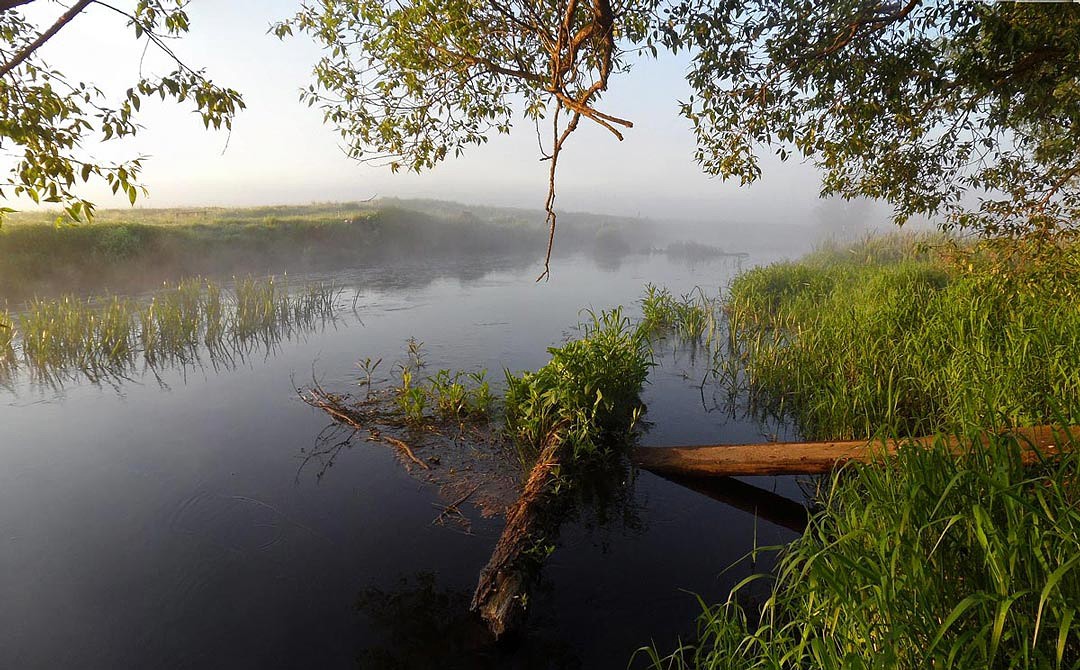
670, 0, 1080, 240
0, 0, 243, 223
4, 1, 1079, 266
275, 0, 663, 279
277, 0, 1080, 273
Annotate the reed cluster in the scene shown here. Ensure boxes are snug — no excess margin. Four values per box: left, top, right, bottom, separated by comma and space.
722, 242, 1080, 440
4, 276, 339, 385
640, 283, 721, 344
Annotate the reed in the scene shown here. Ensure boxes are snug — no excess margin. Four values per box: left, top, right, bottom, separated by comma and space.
721, 247, 1080, 440
4, 276, 340, 385
640, 284, 721, 344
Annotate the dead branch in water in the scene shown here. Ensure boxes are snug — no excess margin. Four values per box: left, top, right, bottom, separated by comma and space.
432, 484, 481, 529
299, 382, 428, 471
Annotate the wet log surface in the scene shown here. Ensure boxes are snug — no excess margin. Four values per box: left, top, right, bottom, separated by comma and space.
632, 425, 1077, 478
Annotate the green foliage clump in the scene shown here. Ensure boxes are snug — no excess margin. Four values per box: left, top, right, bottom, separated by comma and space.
723, 240, 1080, 439
394, 367, 493, 425
95, 224, 143, 260
640, 283, 720, 343
645, 431, 1080, 670
503, 308, 651, 461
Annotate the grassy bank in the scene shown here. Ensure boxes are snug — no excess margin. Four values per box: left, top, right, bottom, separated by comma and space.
645, 235, 1080, 669
723, 234, 1080, 439
646, 431, 1080, 669
0, 200, 651, 302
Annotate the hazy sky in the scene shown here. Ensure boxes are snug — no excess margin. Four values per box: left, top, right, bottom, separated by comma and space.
17, 0, 870, 223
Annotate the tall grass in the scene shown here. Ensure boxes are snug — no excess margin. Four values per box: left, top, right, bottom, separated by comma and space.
5, 276, 340, 385
644, 430, 1080, 670
642, 235, 1080, 670
0, 310, 16, 388
640, 284, 721, 344
722, 243, 1080, 439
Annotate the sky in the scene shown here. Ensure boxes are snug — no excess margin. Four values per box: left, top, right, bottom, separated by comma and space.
14, 0, 888, 225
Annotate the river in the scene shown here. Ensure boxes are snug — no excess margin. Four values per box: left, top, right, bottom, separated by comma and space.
0, 250, 804, 669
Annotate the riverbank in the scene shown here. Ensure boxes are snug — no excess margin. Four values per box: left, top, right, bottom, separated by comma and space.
0, 200, 657, 303
646, 234, 1080, 669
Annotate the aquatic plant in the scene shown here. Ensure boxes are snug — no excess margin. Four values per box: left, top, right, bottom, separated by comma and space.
3, 276, 340, 387
357, 356, 383, 398
642, 429, 1080, 670
640, 284, 721, 344
503, 307, 651, 462
426, 369, 493, 421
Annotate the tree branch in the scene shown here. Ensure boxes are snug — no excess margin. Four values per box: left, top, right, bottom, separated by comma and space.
0, 0, 91, 79
0, 0, 36, 13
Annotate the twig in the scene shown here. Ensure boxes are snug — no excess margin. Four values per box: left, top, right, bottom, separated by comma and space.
432, 483, 480, 526
384, 435, 430, 470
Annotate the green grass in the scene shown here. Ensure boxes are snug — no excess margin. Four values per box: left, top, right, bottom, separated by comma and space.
5, 276, 339, 385
644, 430, 1080, 670
635, 234, 1080, 670
503, 307, 651, 462
640, 283, 721, 344
641, 234, 1080, 670
722, 236, 1080, 440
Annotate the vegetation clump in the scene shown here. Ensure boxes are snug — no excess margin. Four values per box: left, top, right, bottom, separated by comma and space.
723, 235, 1080, 439
640, 284, 720, 344
645, 234, 1080, 670
503, 308, 651, 462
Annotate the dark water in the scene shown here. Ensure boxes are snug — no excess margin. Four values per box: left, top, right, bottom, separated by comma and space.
0, 252, 803, 669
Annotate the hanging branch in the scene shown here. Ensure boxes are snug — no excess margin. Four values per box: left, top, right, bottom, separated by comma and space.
537, 0, 626, 281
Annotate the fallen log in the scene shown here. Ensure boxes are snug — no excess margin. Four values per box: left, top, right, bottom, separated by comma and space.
632, 425, 1078, 479
470, 437, 564, 639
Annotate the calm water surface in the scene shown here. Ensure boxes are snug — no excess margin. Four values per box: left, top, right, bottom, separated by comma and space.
1, 252, 803, 669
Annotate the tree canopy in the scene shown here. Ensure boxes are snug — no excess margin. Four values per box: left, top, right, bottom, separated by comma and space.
0, 0, 243, 223
277, 0, 1080, 266
3, 1, 1079, 267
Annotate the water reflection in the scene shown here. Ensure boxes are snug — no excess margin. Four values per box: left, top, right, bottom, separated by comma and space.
1, 277, 342, 392
355, 573, 584, 669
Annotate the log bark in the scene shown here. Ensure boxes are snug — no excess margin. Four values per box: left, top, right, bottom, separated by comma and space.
470, 437, 564, 638
632, 425, 1077, 479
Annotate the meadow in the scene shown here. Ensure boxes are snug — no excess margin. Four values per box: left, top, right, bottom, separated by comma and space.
0, 200, 655, 303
